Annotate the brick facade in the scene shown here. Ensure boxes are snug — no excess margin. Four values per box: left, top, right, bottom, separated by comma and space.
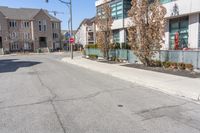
0, 7, 61, 54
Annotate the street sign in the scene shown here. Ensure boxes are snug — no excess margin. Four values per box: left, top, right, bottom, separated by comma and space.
65, 32, 71, 38
69, 38, 75, 43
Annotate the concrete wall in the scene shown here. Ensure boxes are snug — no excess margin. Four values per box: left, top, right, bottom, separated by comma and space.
163, 0, 200, 18
164, 20, 170, 50
95, 0, 111, 7
188, 14, 199, 48
111, 18, 132, 30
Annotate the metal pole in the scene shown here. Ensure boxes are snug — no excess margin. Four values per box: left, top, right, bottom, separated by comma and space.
69, 0, 73, 59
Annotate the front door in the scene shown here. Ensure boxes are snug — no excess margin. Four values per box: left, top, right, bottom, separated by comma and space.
39, 37, 47, 48
0, 37, 2, 48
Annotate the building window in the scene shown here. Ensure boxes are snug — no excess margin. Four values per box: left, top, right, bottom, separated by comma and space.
52, 23, 55, 29
43, 20, 47, 31
22, 21, 29, 28
97, 7, 102, 16
123, 0, 131, 18
0, 23, 2, 31
52, 23, 59, 29
39, 20, 47, 31
111, 1, 123, 20
9, 20, 17, 28
39, 21, 42, 31
11, 32, 17, 39
24, 43, 31, 50
169, 17, 189, 49
160, 0, 172, 4
11, 42, 19, 50
113, 30, 120, 43
24, 33, 30, 40
53, 33, 58, 39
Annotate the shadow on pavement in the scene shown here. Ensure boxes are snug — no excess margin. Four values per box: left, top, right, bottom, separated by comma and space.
0, 59, 41, 73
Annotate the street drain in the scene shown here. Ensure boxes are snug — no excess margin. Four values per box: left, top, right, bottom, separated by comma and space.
118, 105, 123, 107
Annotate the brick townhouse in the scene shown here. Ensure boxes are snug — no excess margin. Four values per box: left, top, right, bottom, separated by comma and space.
0, 6, 61, 54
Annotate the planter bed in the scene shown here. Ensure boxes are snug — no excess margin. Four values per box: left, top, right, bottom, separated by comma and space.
122, 64, 200, 78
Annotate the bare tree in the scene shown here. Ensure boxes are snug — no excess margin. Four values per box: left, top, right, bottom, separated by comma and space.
128, 0, 166, 66
96, 0, 113, 60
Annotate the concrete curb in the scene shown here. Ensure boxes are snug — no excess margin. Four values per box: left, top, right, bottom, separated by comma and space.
61, 57, 200, 101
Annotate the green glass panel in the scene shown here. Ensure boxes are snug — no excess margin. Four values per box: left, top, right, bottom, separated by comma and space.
160, 0, 172, 4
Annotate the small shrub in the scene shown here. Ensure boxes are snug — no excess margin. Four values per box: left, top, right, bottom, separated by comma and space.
154, 60, 162, 67
36, 48, 42, 53
170, 62, 178, 69
109, 43, 120, 49
177, 63, 185, 70
88, 54, 98, 59
162, 61, 171, 68
4, 50, 10, 54
185, 64, 193, 71
110, 56, 116, 61
150, 60, 161, 67
85, 44, 98, 49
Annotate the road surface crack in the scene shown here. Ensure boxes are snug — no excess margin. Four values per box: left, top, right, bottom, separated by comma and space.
55, 88, 131, 102
33, 67, 66, 133
0, 99, 51, 110
137, 102, 188, 115
33, 68, 57, 99
51, 101, 67, 133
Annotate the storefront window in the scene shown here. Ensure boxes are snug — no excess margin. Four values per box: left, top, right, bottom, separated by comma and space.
169, 17, 189, 49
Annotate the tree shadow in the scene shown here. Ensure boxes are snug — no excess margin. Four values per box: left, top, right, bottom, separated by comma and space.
0, 59, 41, 73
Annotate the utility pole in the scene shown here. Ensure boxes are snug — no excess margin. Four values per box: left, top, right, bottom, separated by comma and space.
45, 0, 73, 59
69, 0, 73, 59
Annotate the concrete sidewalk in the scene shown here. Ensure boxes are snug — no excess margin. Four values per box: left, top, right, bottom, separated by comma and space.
61, 57, 200, 101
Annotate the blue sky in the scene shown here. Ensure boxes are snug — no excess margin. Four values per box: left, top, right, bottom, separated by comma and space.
0, 0, 96, 30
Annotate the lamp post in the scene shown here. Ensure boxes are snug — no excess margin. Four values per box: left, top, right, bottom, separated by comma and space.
45, 0, 73, 59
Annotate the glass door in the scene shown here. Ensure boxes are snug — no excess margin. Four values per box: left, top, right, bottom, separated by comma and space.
169, 17, 189, 49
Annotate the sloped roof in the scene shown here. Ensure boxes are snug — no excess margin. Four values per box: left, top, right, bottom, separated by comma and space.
76, 17, 96, 33
0, 6, 61, 22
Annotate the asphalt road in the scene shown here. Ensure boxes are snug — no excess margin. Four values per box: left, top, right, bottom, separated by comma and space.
0, 53, 200, 133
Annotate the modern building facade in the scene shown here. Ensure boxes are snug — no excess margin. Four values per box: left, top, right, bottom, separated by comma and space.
162, 0, 200, 50
96, 0, 132, 46
95, 0, 200, 50
0, 6, 61, 54
75, 17, 96, 47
